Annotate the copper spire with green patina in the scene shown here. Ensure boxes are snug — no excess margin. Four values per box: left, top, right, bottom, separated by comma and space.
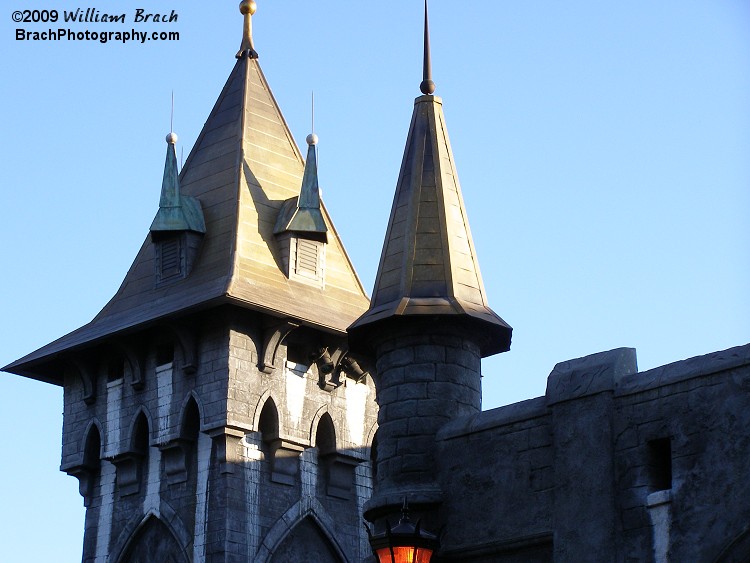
348, 1, 512, 356
149, 132, 206, 235
274, 131, 328, 237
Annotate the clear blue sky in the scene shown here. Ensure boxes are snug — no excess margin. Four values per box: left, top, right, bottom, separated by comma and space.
1, 2, 748, 560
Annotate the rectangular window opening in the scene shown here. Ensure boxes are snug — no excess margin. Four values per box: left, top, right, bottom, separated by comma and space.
647, 437, 672, 491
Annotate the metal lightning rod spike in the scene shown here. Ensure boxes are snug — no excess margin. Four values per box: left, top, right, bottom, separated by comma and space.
310, 91, 318, 163
170, 90, 174, 134
165, 92, 178, 147
420, 0, 436, 95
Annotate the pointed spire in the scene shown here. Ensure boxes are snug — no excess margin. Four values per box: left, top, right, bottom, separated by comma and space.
348, 3, 511, 357
420, 0, 435, 95
150, 132, 206, 235
273, 132, 327, 237
160, 132, 180, 208
236, 0, 259, 59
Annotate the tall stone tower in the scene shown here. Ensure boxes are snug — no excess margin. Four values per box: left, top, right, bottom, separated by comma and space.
348, 1, 512, 539
3, 3, 378, 561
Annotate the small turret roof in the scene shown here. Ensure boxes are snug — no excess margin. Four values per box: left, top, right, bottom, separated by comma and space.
349, 3, 511, 357
149, 133, 206, 235
274, 134, 327, 236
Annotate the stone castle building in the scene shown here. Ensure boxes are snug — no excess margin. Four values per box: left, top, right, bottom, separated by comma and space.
4, 3, 750, 562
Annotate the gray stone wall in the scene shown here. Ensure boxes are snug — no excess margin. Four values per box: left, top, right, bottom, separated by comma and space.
57, 298, 750, 563
59, 309, 378, 562
614, 346, 750, 562
436, 397, 553, 560
434, 343, 750, 562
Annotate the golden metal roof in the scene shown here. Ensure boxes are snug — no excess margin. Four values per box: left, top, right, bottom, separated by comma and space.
5, 47, 368, 382
349, 93, 511, 356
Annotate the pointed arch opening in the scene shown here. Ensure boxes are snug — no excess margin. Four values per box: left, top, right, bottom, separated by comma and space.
117, 514, 189, 563
163, 395, 202, 485
132, 411, 150, 455
315, 413, 354, 500
258, 397, 280, 459
316, 413, 337, 498
269, 516, 345, 563
72, 421, 103, 506
315, 412, 336, 456
112, 411, 151, 496
259, 397, 301, 485
181, 396, 200, 442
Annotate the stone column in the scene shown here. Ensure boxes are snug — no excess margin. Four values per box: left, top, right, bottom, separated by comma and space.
546, 348, 637, 561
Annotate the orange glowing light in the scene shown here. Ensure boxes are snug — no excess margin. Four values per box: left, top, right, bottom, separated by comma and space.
375, 546, 434, 563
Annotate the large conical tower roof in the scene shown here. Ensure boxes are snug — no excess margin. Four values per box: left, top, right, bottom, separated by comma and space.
5, 4, 369, 382
349, 4, 511, 357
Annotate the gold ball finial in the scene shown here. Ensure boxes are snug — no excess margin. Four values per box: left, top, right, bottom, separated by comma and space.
239, 0, 257, 16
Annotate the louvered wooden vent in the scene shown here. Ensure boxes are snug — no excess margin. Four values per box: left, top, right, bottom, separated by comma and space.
162, 239, 180, 274
291, 237, 324, 287
156, 237, 183, 285
296, 239, 318, 277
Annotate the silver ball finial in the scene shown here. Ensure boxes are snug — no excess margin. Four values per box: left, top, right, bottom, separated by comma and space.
306, 133, 318, 146
166, 132, 178, 144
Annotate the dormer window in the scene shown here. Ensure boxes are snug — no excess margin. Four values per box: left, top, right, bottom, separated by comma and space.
272, 132, 328, 287
149, 131, 206, 287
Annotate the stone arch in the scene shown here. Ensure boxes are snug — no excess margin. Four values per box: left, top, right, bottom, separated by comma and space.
70, 418, 104, 505
256, 396, 280, 440
81, 418, 104, 460
128, 407, 154, 450
252, 390, 283, 433
110, 408, 153, 496
178, 392, 203, 438
314, 412, 337, 456
111, 505, 191, 563
314, 412, 339, 498
257, 497, 349, 563
257, 397, 280, 463
161, 393, 203, 484
713, 526, 750, 562
310, 405, 338, 450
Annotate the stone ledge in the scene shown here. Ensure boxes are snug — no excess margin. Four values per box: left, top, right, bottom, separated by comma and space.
616, 342, 750, 397
440, 531, 553, 559
436, 396, 548, 441
646, 489, 672, 508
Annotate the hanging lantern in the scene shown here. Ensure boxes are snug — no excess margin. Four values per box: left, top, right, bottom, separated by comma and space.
367, 500, 438, 563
